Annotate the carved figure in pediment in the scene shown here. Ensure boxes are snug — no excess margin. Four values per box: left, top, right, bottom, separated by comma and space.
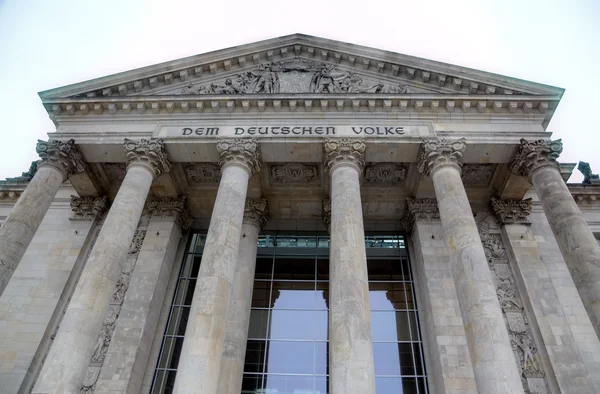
251, 64, 279, 93
384, 84, 409, 94
212, 78, 240, 94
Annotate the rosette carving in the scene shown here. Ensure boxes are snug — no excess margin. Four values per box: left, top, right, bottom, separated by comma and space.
36, 139, 86, 179
147, 196, 193, 230
123, 138, 171, 177
402, 198, 440, 233
509, 138, 562, 178
322, 199, 331, 230
490, 197, 532, 225
323, 139, 366, 173
216, 138, 261, 175
243, 198, 269, 228
70, 196, 108, 220
417, 138, 466, 177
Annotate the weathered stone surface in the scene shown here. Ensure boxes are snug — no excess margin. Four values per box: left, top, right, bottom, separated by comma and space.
147, 196, 193, 230
70, 196, 108, 221
323, 138, 366, 174
490, 197, 532, 225
509, 138, 562, 178
417, 138, 466, 177
216, 138, 261, 175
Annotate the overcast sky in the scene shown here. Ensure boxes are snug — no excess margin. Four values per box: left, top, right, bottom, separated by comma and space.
0, 0, 598, 181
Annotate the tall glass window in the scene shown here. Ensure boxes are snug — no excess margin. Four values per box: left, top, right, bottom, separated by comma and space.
151, 232, 428, 394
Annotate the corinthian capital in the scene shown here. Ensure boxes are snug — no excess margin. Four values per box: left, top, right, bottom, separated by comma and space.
124, 138, 171, 177
243, 198, 268, 228
417, 138, 466, 177
216, 138, 261, 175
147, 196, 192, 230
36, 139, 86, 180
509, 138, 562, 178
402, 198, 440, 233
490, 197, 532, 225
70, 195, 108, 220
323, 138, 366, 173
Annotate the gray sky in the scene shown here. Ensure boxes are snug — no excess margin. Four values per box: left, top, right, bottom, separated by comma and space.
0, 0, 598, 181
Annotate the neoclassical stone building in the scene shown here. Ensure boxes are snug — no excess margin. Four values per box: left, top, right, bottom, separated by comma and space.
1, 34, 600, 394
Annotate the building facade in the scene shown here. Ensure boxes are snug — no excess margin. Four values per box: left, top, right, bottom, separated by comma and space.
1, 34, 600, 394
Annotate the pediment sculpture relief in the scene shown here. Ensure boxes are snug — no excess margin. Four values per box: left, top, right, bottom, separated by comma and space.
179, 59, 416, 95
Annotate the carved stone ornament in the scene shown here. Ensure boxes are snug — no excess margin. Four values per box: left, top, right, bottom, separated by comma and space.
490, 197, 532, 225
179, 58, 415, 95
36, 139, 87, 179
147, 196, 193, 230
364, 163, 407, 185
509, 138, 563, 178
322, 199, 331, 230
402, 198, 440, 233
123, 138, 171, 177
185, 163, 222, 183
70, 196, 108, 220
243, 198, 268, 228
461, 164, 494, 185
216, 138, 261, 175
417, 138, 466, 177
271, 163, 318, 184
577, 161, 600, 185
323, 138, 366, 173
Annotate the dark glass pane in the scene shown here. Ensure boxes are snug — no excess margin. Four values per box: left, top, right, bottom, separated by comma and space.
193, 235, 206, 253
179, 255, 194, 277
244, 340, 267, 374
265, 341, 314, 374
317, 258, 329, 280
263, 374, 313, 394
241, 374, 264, 393
419, 377, 428, 393
275, 235, 316, 248
165, 307, 182, 336
269, 310, 315, 340
273, 257, 315, 280
251, 281, 271, 308
164, 370, 177, 394
189, 255, 202, 278
369, 282, 414, 310
317, 236, 330, 248
157, 337, 174, 368
151, 369, 165, 394
401, 258, 411, 279
314, 376, 328, 394
375, 377, 403, 394
248, 309, 269, 339
258, 234, 275, 247
365, 235, 401, 248
315, 310, 328, 340
315, 341, 328, 375
255, 257, 273, 280
413, 343, 424, 375
187, 234, 198, 253
316, 282, 329, 310
398, 343, 415, 375
167, 337, 185, 369
402, 376, 419, 393
368, 258, 405, 280
175, 306, 190, 336
374, 342, 401, 376
371, 311, 411, 342
410, 311, 419, 341
271, 281, 316, 309
174, 279, 196, 306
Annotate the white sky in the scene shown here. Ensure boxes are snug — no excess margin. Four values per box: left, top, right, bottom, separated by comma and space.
0, 0, 598, 181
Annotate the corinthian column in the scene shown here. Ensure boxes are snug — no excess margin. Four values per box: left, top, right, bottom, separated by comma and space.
510, 138, 600, 339
217, 198, 268, 394
418, 139, 524, 394
33, 139, 171, 394
174, 138, 260, 394
323, 139, 376, 394
0, 139, 85, 295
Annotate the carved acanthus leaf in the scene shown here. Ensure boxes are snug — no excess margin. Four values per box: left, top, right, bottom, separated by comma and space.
322, 199, 331, 230
364, 163, 406, 185
147, 197, 193, 230
509, 138, 562, 178
124, 138, 171, 177
402, 198, 440, 233
417, 138, 466, 177
243, 198, 268, 228
323, 139, 366, 173
216, 138, 261, 175
185, 163, 222, 183
36, 139, 86, 179
271, 163, 318, 184
70, 196, 108, 220
490, 197, 532, 225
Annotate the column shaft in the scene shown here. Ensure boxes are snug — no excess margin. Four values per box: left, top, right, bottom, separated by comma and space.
217, 219, 261, 394
0, 166, 65, 294
33, 165, 155, 393
432, 165, 524, 393
531, 165, 600, 338
329, 165, 376, 394
174, 165, 251, 394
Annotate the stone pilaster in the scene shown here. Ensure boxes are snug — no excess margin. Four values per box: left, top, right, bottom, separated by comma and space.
34, 139, 170, 394
403, 198, 478, 394
0, 139, 86, 296
418, 138, 524, 393
94, 197, 191, 394
174, 138, 260, 394
510, 138, 600, 341
323, 138, 376, 394
217, 198, 268, 394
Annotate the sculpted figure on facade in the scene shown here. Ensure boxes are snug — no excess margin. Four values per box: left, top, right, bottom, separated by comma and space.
123, 138, 171, 177
509, 138, 563, 178
216, 138, 261, 175
578, 161, 600, 185
417, 138, 467, 176
323, 138, 366, 173
36, 139, 87, 179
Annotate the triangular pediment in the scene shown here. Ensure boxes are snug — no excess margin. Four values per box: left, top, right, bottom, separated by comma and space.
39, 34, 563, 101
